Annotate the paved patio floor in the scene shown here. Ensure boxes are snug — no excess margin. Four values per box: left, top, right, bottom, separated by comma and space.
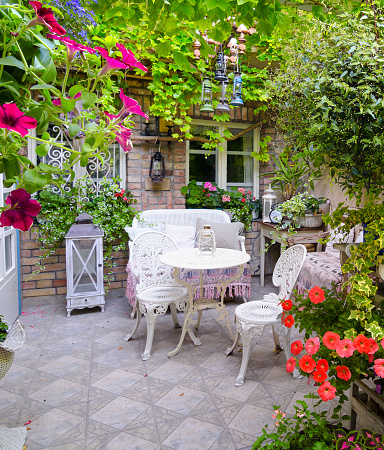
0, 276, 341, 449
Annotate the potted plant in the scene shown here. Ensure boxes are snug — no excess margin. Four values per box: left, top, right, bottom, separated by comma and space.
0, 316, 8, 343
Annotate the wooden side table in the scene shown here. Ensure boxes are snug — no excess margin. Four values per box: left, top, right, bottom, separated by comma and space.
260, 222, 324, 287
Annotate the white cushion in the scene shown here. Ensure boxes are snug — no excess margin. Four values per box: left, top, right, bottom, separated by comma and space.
164, 225, 195, 249
125, 225, 164, 240
195, 218, 243, 250
325, 226, 354, 257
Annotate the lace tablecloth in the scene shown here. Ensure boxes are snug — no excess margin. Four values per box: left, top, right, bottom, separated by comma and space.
125, 261, 251, 307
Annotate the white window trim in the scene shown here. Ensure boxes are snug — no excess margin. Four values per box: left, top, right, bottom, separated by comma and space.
186, 119, 260, 198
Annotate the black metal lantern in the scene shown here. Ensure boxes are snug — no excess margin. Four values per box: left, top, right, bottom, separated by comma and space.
214, 50, 228, 82
230, 70, 244, 107
200, 77, 214, 113
149, 151, 165, 181
216, 81, 230, 113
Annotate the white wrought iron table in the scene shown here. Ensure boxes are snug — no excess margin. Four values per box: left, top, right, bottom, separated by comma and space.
159, 248, 250, 358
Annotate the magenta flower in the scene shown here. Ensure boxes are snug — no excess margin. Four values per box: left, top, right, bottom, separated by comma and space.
46, 34, 95, 62
116, 44, 148, 73
95, 46, 129, 77
28, 1, 66, 35
0, 189, 41, 231
118, 89, 148, 119
115, 126, 132, 152
0, 103, 37, 137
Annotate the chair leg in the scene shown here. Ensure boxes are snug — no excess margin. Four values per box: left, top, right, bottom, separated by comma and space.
272, 326, 282, 352
131, 306, 136, 319
124, 299, 141, 342
195, 310, 202, 330
142, 304, 158, 361
170, 303, 181, 328
225, 325, 240, 356
235, 328, 252, 387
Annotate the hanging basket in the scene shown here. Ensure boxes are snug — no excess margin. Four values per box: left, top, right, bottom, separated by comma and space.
0, 321, 26, 380
298, 213, 323, 228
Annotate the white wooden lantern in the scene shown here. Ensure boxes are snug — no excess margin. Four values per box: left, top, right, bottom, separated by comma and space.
262, 184, 278, 222
65, 213, 105, 317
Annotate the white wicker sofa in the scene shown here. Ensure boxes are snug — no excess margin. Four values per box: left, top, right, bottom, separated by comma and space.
125, 209, 251, 311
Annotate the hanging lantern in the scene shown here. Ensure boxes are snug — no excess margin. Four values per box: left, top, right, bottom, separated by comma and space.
200, 77, 214, 113
65, 213, 105, 317
262, 185, 278, 223
198, 224, 216, 256
214, 49, 228, 82
230, 70, 244, 107
216, 81, 230, 113
149, 150, 165, 181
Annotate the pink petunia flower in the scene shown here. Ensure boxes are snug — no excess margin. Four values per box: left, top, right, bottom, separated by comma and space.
381, 338, 384, 350
116, 43, 148, 73
305, 337, 320, 355
323, 331, 340, 350
286, 357, 296, 373
291, 340, 303, 356
353, 334, 370, 354
336, 339, 355, 358
336, 365, 351, 381
46, 34, 95, 62
114, 126, 132, 152
367, 338, 379, 355
0, 189, 41, 231
299, 354, 316, 373
0, 103, 37, 137
374, 359, 384, 378
317, 381, 336, 402
28, 1, 66, 35
96, 46, 147, 77
118, 89, 148, 119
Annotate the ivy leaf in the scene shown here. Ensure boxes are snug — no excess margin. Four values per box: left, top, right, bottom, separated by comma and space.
23, 169, 48, 193
35, 143, 49, 157
155, 41, 172, 57
173, 51, 190, 70
0, 56, 25, 71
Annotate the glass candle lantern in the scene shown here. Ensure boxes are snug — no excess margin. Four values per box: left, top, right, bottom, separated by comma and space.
198, 224, 216, 256
262, 185, 278, 222
230, 71, 244, 107
200, 77, 214, 113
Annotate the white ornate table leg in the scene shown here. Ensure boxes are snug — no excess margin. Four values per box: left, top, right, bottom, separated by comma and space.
168, 303, 199, 357
141, 302, 168, 361
169, 302, 181, 328
272, 323, 302, 379
235, 321, 265, 387
124, 299, 141, 342
174, 297, 201, 347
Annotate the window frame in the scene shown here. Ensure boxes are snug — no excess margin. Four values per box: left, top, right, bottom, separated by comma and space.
186, 119, 260, 198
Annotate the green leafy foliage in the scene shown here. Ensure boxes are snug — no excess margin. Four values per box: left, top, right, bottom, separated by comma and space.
0, 315, 8, 343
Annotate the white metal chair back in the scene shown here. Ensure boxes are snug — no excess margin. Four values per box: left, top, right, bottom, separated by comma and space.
130, 231, 179, 294
272, 244, 307, 301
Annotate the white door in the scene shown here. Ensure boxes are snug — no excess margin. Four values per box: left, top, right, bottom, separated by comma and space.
0, 177, 20, 323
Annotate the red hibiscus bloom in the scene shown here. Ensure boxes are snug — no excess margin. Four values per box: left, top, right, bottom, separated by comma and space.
281, 299, 292, 311
317, 359, 329, 372
116, 43, 148, 73
353, 334, 371, 354
305, 337, 320, 356
284, 315, 294, 328
28, 1, 66, 35
286, 357, 296, 373
291, 340, 303, 356
336, 339, 355, 358
336, 365, 351, 381
313, 370, 327, 383
317, 381, 336, 402
0, 103, 37, 137
0, 189, 41, 231
323, 331, 340, 350
367, 338, 379, 355
299, 355, 316, 373
308, 286, 325, 304
47, 34, 95, 62
374, 359, 384, 378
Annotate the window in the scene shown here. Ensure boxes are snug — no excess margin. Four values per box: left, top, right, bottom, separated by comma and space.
28, 126, 126, 194
186, 120, 260, 197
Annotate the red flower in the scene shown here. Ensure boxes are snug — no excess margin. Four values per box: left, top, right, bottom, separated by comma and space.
0, 188, 41, 231
47, 34, 95, 62
381, 338, 384, 350
284, 315, 294, 328
299, 355, 316, 373
241, 198, 245, 202
308, 286, 325, 304
286, 357, 296, 373
374, 359, 384, 378
317, 359, 329, 372
281, 299, 292, 311
291, 340, 303, 356
336, 339, 355, 358
0, 103, 37, 137
28, 1, 66, 35
336, 365, 351, 381
353, 334, 371, 354
367, 338, 379, 355
305, 337, 320, 355
317, 381, 336, 402
313, 370, 327, 383
323, 331, 340, 350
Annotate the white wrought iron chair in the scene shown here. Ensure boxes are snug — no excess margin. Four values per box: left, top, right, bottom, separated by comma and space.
226, 244, 307, 386
124, 231, 200, 360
